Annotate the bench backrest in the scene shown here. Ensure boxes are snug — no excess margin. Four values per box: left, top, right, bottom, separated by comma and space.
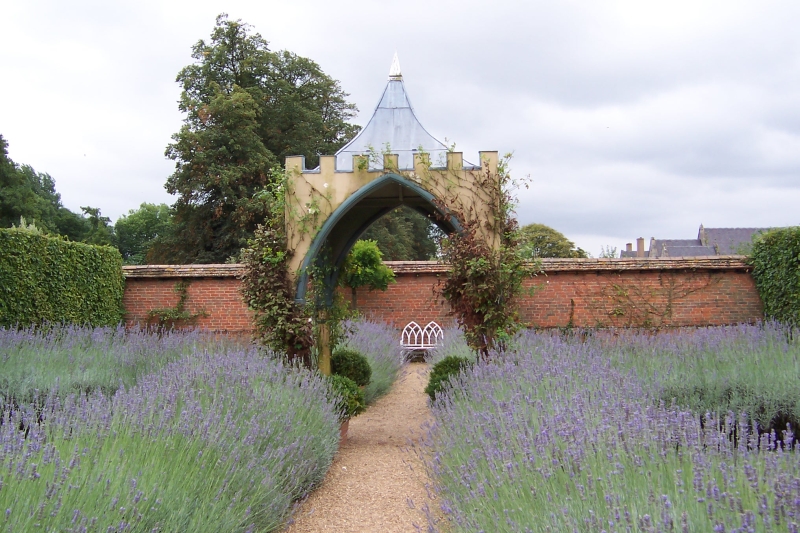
401, 321, 444, 349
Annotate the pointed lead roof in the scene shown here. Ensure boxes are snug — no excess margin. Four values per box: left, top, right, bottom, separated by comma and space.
335, 54, 448, 171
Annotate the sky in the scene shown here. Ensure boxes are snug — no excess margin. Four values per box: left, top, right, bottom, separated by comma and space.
1, 0, 799, 256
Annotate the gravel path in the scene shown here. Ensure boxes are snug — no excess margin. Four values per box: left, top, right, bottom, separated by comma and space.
283, 362, 439, 533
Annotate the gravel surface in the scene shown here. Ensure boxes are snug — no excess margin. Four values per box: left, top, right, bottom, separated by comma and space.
283, 362, 439, 533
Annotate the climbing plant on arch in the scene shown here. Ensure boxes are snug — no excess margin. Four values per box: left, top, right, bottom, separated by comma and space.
241, 148, 534, 371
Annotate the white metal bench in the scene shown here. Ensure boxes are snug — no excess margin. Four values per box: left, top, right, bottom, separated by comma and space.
401, 321, 444, 352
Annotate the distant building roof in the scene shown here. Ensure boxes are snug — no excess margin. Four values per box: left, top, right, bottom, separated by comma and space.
701, 227, 770, 254
659, 245, 718, 257
335, 54, 450, 172
620, 225, 774, 257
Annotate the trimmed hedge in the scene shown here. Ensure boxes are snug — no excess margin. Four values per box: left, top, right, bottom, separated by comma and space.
425, 355, 473, 400
326, 374, 366, 421
331, 348, 372, 387
750, 226, 800, 326
0, 228, 124, 327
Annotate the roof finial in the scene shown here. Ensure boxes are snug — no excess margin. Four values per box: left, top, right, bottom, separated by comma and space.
389, 52, 402, 80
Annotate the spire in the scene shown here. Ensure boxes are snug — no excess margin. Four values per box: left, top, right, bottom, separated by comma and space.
389, 52, 402, 80
334, 55, 448, 171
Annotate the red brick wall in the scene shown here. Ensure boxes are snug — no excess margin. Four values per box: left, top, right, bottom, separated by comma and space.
123, 258, 763, 333
123, 265, 253, 334
518, 267, 762, 328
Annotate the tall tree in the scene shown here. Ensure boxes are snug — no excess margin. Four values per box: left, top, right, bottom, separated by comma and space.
80, 206, 114, 246
0, 136, 35, 229
159, 14, 359, 264
518, 223, 588, 259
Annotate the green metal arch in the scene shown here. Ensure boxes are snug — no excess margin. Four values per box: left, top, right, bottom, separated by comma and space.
294, 172, 462, 303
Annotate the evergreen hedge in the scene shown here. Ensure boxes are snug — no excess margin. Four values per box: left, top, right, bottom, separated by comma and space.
0, 228, 124, 327
425, 355, 473, 400
750, 226, 800, 326
331, 348, 372, 387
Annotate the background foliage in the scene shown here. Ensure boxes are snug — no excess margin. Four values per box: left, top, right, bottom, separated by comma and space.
0, 135, 106, 243
360, 206, 440, 260
750, 226, 800, 326
156, 14, 360, 264
0, 228, 124, 327
339, 239, 395, 306
517, 222, 588, 258
114, 203, 173, 264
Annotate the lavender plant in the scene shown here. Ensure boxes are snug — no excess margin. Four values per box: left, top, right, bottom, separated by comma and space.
425, 326, 475, 366
425, 326, 800, 532
0, 325, 202, 404
338, 319, 407, 404
606, 323, 800, 436
1, 329, 340, 532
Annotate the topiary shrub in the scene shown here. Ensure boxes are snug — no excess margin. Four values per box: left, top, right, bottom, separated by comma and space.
331, 348, 372, 387
425, 356, 473, 400
326, 374, 366, 421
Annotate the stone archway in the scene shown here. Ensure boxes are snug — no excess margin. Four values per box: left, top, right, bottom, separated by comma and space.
284, 150, 500, 305
283, 150, 500, 374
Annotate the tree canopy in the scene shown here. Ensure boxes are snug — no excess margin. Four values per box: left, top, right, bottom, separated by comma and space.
157, 14, 360, 264
0, 135, 91, 241
518, 223, 588, 259
114, 203, 173, 264
360, 206, 441, 260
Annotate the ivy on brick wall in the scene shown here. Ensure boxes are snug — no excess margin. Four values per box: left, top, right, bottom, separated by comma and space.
0, 228, 125, 327
433, 155, 540, 358
146, 280, 208, 330
750, 226, 800, 326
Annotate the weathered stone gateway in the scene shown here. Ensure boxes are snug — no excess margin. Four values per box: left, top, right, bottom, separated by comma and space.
275, 55, 514, 369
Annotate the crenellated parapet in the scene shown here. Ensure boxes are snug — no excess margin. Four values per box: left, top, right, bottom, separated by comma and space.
284, 151, 500, 281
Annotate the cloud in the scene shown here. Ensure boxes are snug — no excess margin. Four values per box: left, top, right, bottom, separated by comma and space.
0, 0, 798, 257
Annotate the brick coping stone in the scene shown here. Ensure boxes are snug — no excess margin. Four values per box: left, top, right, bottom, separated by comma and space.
123, 256, 751, 279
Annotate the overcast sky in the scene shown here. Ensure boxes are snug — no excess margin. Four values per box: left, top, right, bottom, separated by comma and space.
2, 0, 798, 256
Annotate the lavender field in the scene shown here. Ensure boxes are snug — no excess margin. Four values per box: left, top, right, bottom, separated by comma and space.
425, 324, 800, 532
0, 321, 403, 532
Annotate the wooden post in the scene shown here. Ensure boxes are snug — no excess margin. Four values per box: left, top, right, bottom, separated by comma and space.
318, 311, 332, 375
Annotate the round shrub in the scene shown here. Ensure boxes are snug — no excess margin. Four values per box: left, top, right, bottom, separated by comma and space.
425, 356, 473, 400
331, 348, 372, 387
327, 374, 367, 421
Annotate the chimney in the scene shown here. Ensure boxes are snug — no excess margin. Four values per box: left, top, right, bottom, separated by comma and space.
636, 237, 645, 257
626, 243, 633, 253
